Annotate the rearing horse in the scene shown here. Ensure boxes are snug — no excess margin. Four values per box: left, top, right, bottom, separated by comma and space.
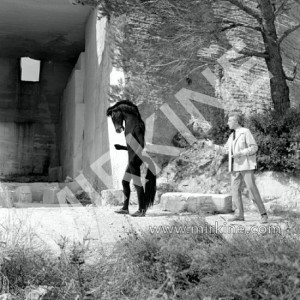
106, 100, 156, 217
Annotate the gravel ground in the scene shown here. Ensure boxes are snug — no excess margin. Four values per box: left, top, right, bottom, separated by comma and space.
0, 205, 192, 256
0, 204, 285, 260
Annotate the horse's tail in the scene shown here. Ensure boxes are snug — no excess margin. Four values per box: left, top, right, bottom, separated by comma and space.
144, 157, 157, 211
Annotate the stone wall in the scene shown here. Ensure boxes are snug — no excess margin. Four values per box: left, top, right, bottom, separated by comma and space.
60, 53, 85, 179
82, 11, 112, 191
59, 10, 113, 193
0, 57, 73, 178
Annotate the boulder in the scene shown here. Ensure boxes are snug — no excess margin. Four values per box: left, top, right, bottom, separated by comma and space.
101, 189, 123, 206
0, 185, 13, 208
0, 294, 13, 300
25, 286, 54, 300
43, 188, 60, 205
160, 192, 232, 213
15, 186, 32, 203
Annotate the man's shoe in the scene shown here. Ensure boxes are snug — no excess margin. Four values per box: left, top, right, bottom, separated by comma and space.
227, 216, 245, 222
131, 210, 146, 217
115, 208, 129, 215
261, 214, 268, 224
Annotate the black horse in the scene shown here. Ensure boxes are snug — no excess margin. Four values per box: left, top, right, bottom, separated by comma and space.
107, 100, 156, 217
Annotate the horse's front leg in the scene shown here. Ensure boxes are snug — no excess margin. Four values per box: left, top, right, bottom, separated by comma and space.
129, 161, 146, 216
115, 165, 131, 214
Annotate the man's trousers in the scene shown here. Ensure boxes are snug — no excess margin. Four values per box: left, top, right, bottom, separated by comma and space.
231, 170, 266, 217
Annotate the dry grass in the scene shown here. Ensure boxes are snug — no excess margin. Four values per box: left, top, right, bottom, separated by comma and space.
0, 212, 299, 299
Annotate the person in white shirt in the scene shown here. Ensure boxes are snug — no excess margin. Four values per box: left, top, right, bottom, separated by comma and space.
207, 112, 268, 224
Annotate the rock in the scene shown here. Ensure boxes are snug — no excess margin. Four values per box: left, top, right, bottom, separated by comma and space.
160, 192, 232, 213
43, 188, 60, 205
157, 177, 168, 185
255, 171, 300, 211
59, 181, 81, 194
31, 183, 56, 202
160, 193, 188, 212
172, 132, 189, 148
56, 187, 84, 206
0, 294, 13, 300
159, 140, 300, 214
75, 190, 92, 206
0, 185, 13, 208
15, 186, 32, 203
64, 176, 73, 183
101, 189, 123, 206
25, 286, 54, 300
156, 178, 177, 204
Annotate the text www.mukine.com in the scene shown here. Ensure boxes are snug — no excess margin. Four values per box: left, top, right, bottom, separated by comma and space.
149, 221, 281, 235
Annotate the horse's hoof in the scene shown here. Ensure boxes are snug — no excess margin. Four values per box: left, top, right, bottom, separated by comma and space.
115, 209, 129, 215
130, 210, 146, 217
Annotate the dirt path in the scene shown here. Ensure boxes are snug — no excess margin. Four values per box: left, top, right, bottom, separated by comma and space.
0, 205, 285, 258
0, 205, 188, 255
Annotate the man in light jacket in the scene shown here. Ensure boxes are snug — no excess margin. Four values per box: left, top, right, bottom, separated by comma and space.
207, 112, 268, 224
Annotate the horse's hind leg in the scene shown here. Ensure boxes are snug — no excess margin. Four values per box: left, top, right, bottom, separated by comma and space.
122, 179, 131, 210
130, 164, 145, 212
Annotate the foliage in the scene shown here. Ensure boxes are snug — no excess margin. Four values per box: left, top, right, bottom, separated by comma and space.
109, 215, 300, 299
75, 0, 300, 115
245, 107, 300, 172
0, 219, 105, 299
206, 109, 232, 145
207, 108, 300, 172
1, 211, 300, 299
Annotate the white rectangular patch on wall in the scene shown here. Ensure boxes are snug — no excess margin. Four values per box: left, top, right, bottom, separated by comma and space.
21, 57, 41, 82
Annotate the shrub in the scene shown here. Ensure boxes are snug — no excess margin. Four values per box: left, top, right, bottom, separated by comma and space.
246, 107, 300, 172
207, 108, 300, 173
112, 216, 300, 300
206, 110, 232, 145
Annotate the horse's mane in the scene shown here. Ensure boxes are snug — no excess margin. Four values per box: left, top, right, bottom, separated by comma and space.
106, 100, 142, 120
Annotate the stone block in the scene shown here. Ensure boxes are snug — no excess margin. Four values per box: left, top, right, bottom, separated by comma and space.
160, 193, 188, 212
43, 188, 60, 205
58, 181, 81, 194
160, 193, 232, 213
25, 286, 54, 300
0, 188, 13, 208
186, 194, 232, 213
53, 187, 80, 206
101, 189, 123, 206
15, 186, 32, 203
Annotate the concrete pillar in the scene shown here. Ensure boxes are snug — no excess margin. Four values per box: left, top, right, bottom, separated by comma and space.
82, 10, 112, 191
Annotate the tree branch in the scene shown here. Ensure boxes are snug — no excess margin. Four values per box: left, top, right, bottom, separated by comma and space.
274, 0, 289, 16
228, 55, 247, 62
278, 24, 300, 44
238, 49, 269, 58
224, 0, 261, 21
221, 22, 261, 32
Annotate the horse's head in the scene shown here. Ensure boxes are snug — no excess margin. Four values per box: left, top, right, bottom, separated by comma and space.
110, 110, 124, 133
107, 100, 141, 134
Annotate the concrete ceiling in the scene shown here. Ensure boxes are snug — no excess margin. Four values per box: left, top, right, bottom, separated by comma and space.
0, 0, 92, 61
